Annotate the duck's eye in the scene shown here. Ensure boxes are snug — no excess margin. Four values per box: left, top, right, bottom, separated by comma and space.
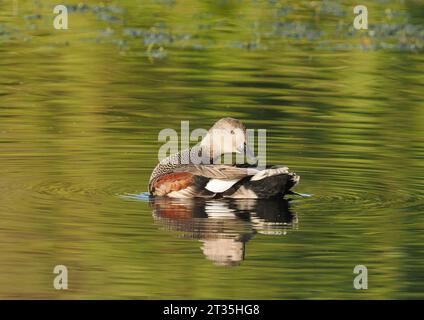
230, 130, 235, 135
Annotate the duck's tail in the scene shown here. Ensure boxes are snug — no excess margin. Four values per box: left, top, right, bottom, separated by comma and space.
224, 166, 300, 199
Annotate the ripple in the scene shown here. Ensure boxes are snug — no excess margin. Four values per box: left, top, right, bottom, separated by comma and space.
302, 181, 424, 212
15, 179, 127, 203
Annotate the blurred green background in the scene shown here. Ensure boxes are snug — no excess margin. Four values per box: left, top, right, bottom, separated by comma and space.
0, 0, 423, 299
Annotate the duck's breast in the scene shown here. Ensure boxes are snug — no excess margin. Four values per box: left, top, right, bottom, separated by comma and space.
150, 172, 195, 196
150, 172, 212, 198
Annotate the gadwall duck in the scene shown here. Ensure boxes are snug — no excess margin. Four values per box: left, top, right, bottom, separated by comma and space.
149, 118, 299, 198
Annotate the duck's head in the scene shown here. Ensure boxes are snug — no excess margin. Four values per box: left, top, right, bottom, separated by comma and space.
200, 117, 256, 161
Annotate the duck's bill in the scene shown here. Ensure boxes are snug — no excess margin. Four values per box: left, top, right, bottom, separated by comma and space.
237, 143, 258, 162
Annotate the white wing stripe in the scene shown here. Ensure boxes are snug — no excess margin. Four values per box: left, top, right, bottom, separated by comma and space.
205, 179, 240, 193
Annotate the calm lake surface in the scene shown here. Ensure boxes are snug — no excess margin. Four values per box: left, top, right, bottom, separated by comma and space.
0, 1, 423, 299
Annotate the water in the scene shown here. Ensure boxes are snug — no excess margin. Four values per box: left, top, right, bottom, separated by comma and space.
0, 0, 424, 299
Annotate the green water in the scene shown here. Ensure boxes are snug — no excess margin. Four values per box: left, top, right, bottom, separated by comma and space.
0, 0, 424, 299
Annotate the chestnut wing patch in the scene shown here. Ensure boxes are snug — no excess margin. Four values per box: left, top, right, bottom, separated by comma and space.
151, 172, 195, 196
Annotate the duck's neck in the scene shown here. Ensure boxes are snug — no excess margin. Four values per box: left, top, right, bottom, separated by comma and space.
189, 143, 220, 165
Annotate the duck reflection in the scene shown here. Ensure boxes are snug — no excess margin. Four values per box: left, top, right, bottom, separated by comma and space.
149, 198, 297, 266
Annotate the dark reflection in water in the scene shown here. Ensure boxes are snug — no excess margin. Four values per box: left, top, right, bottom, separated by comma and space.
150, 198, 297, 266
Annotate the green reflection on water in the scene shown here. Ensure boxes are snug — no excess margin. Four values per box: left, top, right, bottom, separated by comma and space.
0, 0, 423, 299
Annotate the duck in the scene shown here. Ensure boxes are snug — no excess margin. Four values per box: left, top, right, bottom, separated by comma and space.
148, 117, 299, 199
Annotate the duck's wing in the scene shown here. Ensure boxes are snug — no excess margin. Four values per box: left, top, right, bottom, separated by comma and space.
174, 164, 260, 194
174, 164, 259, 180
174, 165, 300, 196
